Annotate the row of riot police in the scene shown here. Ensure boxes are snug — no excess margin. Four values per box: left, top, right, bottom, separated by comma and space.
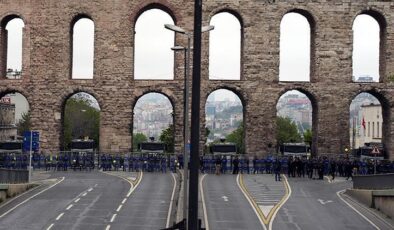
43, 152, 95, 171
99, 153, 177, 173
0, 153, 29, 169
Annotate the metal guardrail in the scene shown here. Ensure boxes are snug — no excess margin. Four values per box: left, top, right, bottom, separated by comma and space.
0, 168, 29, 184
353, 173, 394, 190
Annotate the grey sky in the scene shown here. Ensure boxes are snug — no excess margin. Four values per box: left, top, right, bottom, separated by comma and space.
6, 18, 24, 71
72, 18, 95, 79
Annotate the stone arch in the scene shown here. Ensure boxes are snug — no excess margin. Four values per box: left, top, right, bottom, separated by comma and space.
352, 10, 387, 82
208, 10, 243, 80
280, 8, 316, 82
1, 14, 25, 78
132, 1, 178, 27
204, 87, 245, 153
59, 90, 102, 151
132, 91, 175, 151
70, 14, 95, 79
276, 87, 319, 156
348, 89, 390, 159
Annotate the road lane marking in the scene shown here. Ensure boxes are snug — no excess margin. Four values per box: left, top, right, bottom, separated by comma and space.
121, 198, 127, 204
105, 225, 111, 230
46, 223, 54, 230
82, 192, 87, 197
74, 198, 80, 203
0, 177, 65, 219
166, 173, 177, 228
200, 174, 209, 230
268, 175, 291, 230
116, 204, 123, 212
94, 184, 98, 187
318, 199, 333, 205
56, 212, 64, 221
221, 196, 229, 202
88, 188, 93, 192
236, 174, 267, 230
337, 189, 380, 230
66, 204, 73, 210
110, 214, 117, 222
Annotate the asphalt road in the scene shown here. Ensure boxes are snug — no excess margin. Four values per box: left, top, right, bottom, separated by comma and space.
0, 171, 175, 230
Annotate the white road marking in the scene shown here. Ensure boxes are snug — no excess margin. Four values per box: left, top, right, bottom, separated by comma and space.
66, 204, 73, 210
82, 192, 87, 197
94, 184, 98, 187
221, 196, 229, 202
166, 173, 177, 228
259, 205, 274, 217
0, 177, 65, 219
200, 174, 209, 230
56, 212, 64, 221
116, 205, 123, 212
105, 225, 111, 230
88, 188, 93, 192
337, 189, 380, 230
46, 223, 54, 230
74, 198, 80, 203
110, 214, 117, 223
318, 199, 333, 205
121, 198, 127, 204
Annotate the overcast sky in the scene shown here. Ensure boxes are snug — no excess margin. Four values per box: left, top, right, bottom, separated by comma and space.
5, 10, 379, 98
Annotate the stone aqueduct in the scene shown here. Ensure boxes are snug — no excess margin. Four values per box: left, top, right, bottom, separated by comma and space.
0, 0, 394, 159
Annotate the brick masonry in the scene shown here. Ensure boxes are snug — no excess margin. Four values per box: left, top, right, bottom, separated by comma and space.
0, 0, 393, 159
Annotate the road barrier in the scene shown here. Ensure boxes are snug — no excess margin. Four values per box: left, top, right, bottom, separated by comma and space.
0, 168, 29, 184
353, 173, 394, 190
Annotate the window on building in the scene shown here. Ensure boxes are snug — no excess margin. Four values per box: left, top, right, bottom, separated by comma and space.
209, 12, 241, 80
368, 122, 370, 137
134, 9, 174, 80
72, 18, 94, 79
353, 15, 380, 82
279, 12, 310, 82
372, 122, 375, 138
377, 122, 380, 138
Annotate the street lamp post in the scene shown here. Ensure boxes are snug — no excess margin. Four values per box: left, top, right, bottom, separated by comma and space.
165, 23, 214, 229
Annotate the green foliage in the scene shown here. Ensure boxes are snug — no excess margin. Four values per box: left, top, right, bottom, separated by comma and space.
215, 105, 243, 119
225, 123, 244, 154
205, 127, 210, 138
276, 117, 302, 145
64, 97, 100, 150
159, 124, 174, 153
303, 129, 312, 146
17, 111, 31, 135
133, 133, 147, 151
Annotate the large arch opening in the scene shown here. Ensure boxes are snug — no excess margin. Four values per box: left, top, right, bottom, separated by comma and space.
209, 12, 241, 80
1, 16, 25, 79
0, 92, 29, 141
61, 92, 100, 151
349, 92, 388, 159
205, 89, 244, 154
134, 9, 175, 80
71, 17, 95, 79
133, 92, 174, 152
352, 14, 381, 82
279, 12, 311, 82
276, 90, 317, 156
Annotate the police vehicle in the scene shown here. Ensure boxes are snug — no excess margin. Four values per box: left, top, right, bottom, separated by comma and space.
0, 140, 23, 153
280, 143, 309, 157
69, 139, 96, 169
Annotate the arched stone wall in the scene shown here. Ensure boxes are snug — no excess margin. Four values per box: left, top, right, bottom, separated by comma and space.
0, 0, 393, 159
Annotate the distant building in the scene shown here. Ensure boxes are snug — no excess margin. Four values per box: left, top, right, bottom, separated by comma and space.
357, 75, 374, 82
0, 101, 17, 141
352, 104, 382, 148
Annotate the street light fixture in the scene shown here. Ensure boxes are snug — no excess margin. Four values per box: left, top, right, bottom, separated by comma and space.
165, 23, 214, 228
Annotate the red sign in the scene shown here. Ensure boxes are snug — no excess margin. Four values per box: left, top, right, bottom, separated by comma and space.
371, 146, 380, 155
0, 97, 11, 104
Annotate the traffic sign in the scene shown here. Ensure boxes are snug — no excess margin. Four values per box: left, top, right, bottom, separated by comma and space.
371, 146, 380, 155
23, 131, 40, 152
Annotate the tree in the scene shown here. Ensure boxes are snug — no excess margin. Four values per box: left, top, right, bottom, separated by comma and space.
226, 123, 244, 154
17, 111, 31, 135
133, 133, 147, 151
64, 97, 100, 150
303, 129, 312, 146
276, 117, 302, 145
159, 124, 174, 153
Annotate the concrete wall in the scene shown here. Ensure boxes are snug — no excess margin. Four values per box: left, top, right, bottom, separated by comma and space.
0, 0, 394, 158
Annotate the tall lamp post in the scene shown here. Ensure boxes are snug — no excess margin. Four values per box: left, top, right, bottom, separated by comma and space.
165, 23, 214, 229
